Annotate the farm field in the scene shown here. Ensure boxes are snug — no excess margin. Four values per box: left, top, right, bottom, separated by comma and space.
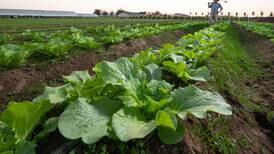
0, 18, 273, 154
0, 18, 186, 33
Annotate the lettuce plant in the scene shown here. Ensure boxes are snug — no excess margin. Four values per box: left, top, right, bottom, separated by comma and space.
0, 44, 30, 69
0, 34, 12, 45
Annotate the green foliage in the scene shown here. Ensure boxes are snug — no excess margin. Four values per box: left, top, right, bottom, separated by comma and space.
0, 34, 12, 45
0, 22, 208, 69
59, 98, 122, 144
0, 44, 30, 69
170, 86, 232, 119
238, 22, 274, 40
0, 101, 51, 152
0, 23, 233, 152
42, 37, 72, 57
22, 30, 46, 42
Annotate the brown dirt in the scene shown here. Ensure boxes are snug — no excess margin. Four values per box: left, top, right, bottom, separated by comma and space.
0, 30, 186, 110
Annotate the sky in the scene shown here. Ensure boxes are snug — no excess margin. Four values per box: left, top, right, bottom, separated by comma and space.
0, 0, 273, 16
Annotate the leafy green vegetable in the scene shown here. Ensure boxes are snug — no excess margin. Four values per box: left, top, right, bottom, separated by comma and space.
42, 37, 72, 57
238, 22, 274, 40
112, 107, 156, 142
156, 109, 177, 130
189, 66, 210, 81
170, 85, 232, 119
0, 44, 30, 69
157, 125, 184, 145
0, 34, 12, 45
22, 30, 46, 42
162, 61, 191, 82
59, 98, 122, 144
0, 101, 52, 142
144, 63, 162, 81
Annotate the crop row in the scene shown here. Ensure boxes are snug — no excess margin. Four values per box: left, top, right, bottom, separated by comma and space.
0, 23, 232, 153
237, 21, 274, 42
0, 22, 208, 69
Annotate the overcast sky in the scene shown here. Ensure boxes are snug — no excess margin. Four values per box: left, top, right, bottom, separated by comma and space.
0, 0, 273, 16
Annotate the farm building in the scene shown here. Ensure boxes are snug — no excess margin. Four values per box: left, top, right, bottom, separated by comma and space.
117, 11, 146, 17
76, 13, 98, 17
0, 9, 97, 17
173, 13, 189, 17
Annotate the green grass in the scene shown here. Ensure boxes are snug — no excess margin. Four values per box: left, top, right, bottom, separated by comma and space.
208, 24, 265, 112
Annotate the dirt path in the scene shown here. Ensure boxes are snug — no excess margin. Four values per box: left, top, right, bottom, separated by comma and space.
0, 30, 187, 109
235, 24, 274, 109
231, 24, 274, 153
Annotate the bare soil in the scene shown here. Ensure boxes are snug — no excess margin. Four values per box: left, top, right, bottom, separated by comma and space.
0, 30, 186, 110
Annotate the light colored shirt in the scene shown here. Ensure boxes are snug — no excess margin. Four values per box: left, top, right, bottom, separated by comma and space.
208, 2, 223, 14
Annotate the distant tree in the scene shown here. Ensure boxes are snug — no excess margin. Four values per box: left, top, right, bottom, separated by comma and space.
228, 12, 231, 16
195, 12, 197, 16
102, 11, 109, 16
153, 11, 161, 16
190, 12, 192, 16
163, 13, 168, 19
116, 9, 126, 15
235, 12, 238, 17
270, 12, 273, 17
252, 11, 255, 17
94, 9, 102, 16
221, 12, 223, 16
243, 12, 247, 17
260, 11, 264, 17
202, 12, 204, 16
109, 11, 114, 16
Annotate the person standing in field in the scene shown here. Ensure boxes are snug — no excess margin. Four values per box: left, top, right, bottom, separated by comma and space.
208, 0, 223, 24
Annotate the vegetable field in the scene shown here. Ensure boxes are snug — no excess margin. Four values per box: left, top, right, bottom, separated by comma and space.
0, 18, 273, 154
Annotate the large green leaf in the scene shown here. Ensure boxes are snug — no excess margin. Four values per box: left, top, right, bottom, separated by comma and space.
156, 109, 177, 130
157, 125, 184, 145
169, 54, 185, 64
93, 58, 146, 85
145, 80, 173, 101
94, 58, 147, 107
131, 49, 157, 67
162, 61, 191, 82
144, 63, 162, 81
34, 84, 75, 104
170, 86, 232, 119
159, 44, 177, 62
0, 101, 52, 142
112, 107, 156, 142
58, 98, 122, 144
63, 70, 91, 86
189, 66, 210, 82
